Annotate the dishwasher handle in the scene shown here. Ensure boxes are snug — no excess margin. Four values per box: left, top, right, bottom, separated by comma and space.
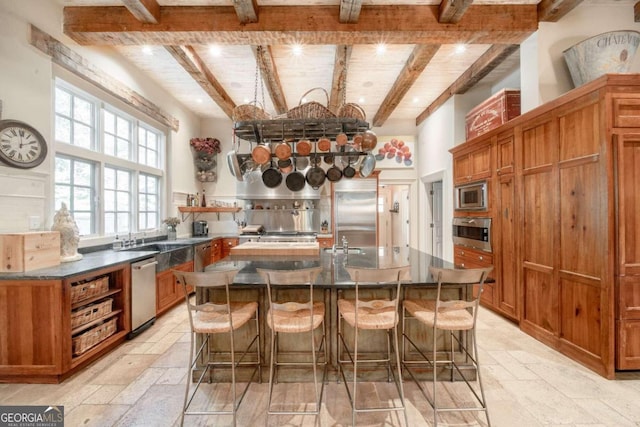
133, 260, 158, 270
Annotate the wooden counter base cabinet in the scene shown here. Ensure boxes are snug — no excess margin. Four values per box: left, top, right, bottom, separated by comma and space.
451, 74, 640, 378
0, 264, 130, 383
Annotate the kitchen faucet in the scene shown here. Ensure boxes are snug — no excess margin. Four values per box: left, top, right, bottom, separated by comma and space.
342, 236, 349, 254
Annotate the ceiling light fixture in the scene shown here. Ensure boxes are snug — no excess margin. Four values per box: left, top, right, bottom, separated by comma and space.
142, 45, 153, 55
196, 98, 203, 104
376, 44, 387, 56
455, 44, 467, 54
413, 97, 419, 104
209, 45, 222, 56
292, 44, 303, 56
358, 97, 366, 103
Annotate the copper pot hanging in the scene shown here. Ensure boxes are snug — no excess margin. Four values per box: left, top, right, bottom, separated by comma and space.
296, 139, 312, 156
275, 141, 292, 160
252, 144, 271, 165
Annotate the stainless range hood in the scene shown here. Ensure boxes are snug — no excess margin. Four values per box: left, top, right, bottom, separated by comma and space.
236, 170, 321, 200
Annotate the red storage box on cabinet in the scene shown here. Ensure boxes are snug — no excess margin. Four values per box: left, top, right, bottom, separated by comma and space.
465, 89, 521, 140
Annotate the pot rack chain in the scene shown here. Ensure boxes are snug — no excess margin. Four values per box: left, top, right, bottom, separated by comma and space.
253, 46, 267, 113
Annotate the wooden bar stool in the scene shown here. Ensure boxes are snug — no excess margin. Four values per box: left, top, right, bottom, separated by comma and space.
337, 265, 409, 426
402, 266, 493, 427
173, 269, 261, 427
256, 267, 327, 417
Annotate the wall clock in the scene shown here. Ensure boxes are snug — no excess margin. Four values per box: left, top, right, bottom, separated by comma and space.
0, 119, 48, 169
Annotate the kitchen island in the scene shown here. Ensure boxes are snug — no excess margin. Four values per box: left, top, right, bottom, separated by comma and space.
203, 247, 472, 381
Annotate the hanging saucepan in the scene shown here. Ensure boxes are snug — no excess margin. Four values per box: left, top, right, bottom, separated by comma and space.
262, 160, 282, 188
360, 152, 376, 178
227, 151, 242, 181
275, 141, 292, 161
317, 137, 331, 152
326, 161, 343, 182
343, 156, 356, 178
286, 158, 306, 192
336, 132, 348, 147
296, 139, 312, 156
306, 147, 326, 189
323, 153, 334, 165
340, 145, 360, 168
296, 156, 310, 171
278, 158, 293, 174
252, 143, 271, 165
361, 129, 378, 152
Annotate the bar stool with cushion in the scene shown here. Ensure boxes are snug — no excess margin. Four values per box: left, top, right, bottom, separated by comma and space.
256, 267, 327, 417
337, 265, 409, 426
173, 269, 261, 427
402, 266, 493, 427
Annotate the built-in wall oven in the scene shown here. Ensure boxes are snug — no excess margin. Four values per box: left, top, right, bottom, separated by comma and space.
452, 217, 491, 252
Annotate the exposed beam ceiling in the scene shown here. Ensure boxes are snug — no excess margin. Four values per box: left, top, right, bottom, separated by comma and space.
373, 44, 440, 127
329, 45, 352, 114
438, 0, 474, 24
339, 0, 363, 23
537, 0, 585, 22
416, 44, 520, 125
63, 5, 538, 46
635, 1, 640, 21
252, 45, 288, 115
232, 0, 259, 24
164, 45, 236, 118
121, 0, 160, 24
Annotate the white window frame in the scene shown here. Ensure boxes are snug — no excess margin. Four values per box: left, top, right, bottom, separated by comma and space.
53, 77, 166, 243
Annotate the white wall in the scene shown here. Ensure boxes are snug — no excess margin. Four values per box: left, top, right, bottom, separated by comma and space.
0, 0, 201, 243
535, 1, 640, 105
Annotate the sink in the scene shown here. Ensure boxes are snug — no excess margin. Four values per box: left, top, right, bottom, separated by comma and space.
323, 247, 363, 255
121, 242, 189, 253
121, 242, 193, 271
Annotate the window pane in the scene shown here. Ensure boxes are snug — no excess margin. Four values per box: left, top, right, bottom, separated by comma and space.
74, 187, 92, 211
74, 123, 92, 149
74, 213, 92, 236
117, 213, 129, 232
55, 87, 71, 116
104, 213, 115, 234
104, 133, 115, 156
74, 97, 93, 125
55, 116, 71, 143
116, 137, 130, 159
74, 162, 92, 186
55, 157, 71, 184
104, 168, 115, 189
104, 110, 115, 134
104, 189, 115, 211
54, 185, 70, 209
117, 191, 130, 210
116, 170, 130, 191
116, 117, 130, 138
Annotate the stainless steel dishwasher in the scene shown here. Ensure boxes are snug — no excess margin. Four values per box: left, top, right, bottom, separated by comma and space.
194, 241, 212, 272
129, 257, 158, 338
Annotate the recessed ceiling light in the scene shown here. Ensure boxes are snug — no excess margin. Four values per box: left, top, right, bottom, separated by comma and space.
142, 45, 153, 55
292, 44, 303, 56
196, 98, 203, 104
358, 97, 365, 103
209, 45, 222, 56
413, 97, 419, 104
455, 44, 466, 54
243, 97, 250, 103
376, 44, 387, 56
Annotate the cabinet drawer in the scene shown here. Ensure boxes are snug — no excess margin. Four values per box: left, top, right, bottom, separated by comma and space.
613, 98, 640, 127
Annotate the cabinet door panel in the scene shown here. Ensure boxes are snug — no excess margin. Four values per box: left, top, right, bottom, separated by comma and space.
617, 319, 640, 369
522, 120, 554, 170
618, 134, 640, 274
558, 101, 600, 161
523, 267, 558, 334
560, 274, 603, 355
498, 176, 517, 318
522, 173, 555, 267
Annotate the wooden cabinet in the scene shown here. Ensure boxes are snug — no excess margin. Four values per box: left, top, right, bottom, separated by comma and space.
454, 245, 494, 305
211, 238, 223, 263
452, 143, 492, 184
222, 237, 239, 258
451, 75, 640, 378
0, 263, 130, 383
156, 261, 193, 316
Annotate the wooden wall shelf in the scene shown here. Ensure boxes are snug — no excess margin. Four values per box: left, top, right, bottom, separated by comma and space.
178, 206, 241, 221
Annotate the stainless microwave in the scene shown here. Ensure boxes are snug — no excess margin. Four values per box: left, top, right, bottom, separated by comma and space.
455, 181, 487, 211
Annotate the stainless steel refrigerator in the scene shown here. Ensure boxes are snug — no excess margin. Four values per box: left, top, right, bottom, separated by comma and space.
333, 178, 377, 248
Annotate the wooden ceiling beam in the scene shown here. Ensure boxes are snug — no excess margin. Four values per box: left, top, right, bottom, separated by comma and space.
63, 5, 538, 45
121, 0, 160, 24
635, 1, 640, 21
340, 0, 363, 23
29, 25, 178, 131
164, 45, 236, 118
438, 0, 473, 24
252, 45, 288, 115
232, 0, 258, 24
416, 44, 519, 126
329, 45, 352, 113
373, 44, 440, 127
537, 0, 584, 22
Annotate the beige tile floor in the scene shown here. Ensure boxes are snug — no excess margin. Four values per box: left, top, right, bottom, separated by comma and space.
1, 304, 640, 426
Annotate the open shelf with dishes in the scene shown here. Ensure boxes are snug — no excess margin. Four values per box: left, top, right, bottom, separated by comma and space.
178, 206, 242, 221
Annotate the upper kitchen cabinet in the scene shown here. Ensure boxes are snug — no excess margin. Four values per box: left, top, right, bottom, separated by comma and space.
452, 141, 493, 185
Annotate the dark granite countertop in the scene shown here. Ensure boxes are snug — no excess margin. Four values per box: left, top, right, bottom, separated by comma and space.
206, 246, 455, 288
0, 234, 238, 280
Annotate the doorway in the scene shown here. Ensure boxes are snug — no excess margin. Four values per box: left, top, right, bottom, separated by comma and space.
378, 184, 410, 250
430, 180, 443, 259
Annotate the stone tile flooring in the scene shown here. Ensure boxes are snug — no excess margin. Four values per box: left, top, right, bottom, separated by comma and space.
1, 304, 639, 426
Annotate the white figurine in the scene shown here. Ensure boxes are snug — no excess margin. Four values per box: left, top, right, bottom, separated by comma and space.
51, 202, 83, 262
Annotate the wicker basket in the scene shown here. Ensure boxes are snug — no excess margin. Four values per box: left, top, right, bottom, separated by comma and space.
337, 103, 366, 121
72, 318, 117, 355
287, 88, 336, 119
71, 276, 109, 303
71, 298, 113, 329
232, 101, 271, 121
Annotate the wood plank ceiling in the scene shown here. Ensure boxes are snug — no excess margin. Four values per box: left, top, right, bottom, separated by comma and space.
59, 0, 636, 128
